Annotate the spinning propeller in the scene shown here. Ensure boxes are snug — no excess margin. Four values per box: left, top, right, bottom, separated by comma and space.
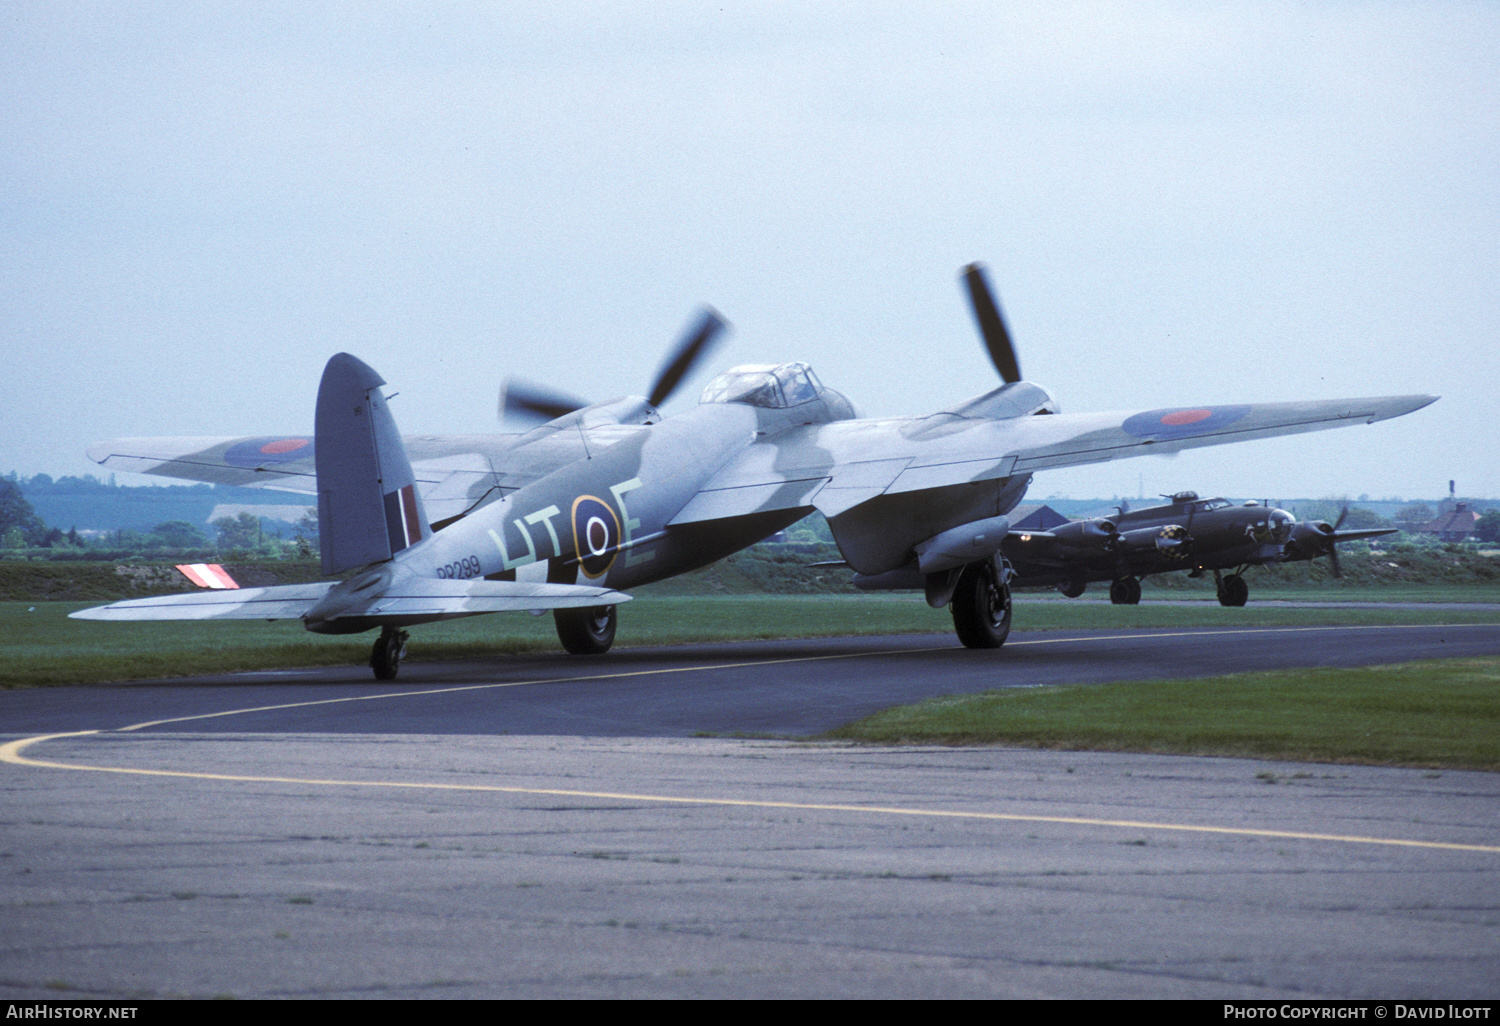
1320, 506, 1350, 578
961, 262, 1023, 384
1285, 505, 1395, 577
1282, 505, 1351, 577
501, 308, 728, 425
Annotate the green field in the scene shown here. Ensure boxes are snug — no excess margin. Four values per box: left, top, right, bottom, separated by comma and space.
5, 592, 1499, 689
824, 657, 1500, 772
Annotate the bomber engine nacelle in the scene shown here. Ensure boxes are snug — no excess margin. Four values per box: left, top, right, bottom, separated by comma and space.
1041, 518, 1118, 550
1113, 524, 1192, 559
1284, 519, 1337, 561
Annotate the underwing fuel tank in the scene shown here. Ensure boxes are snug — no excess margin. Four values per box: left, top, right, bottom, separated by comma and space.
914, 514, 1012, 575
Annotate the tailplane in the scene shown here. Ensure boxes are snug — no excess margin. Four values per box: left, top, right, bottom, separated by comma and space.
316, 353, 431, 574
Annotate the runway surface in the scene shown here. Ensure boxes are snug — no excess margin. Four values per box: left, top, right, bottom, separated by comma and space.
2, 623, 1498, 998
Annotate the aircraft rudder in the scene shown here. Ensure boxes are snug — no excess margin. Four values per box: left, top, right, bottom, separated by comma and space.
315, 353, 431, 574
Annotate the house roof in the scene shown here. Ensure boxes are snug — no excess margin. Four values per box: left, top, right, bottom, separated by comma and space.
1420, 503, 1481, 536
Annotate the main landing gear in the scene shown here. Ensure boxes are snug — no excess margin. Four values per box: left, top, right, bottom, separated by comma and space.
1215, 570, 1249, 607
1057, 577, 1087, 598
370, 626, 409, 680
555, 605, 618, 655
950, 559, 1013, 649
1109, 576, 1142, 605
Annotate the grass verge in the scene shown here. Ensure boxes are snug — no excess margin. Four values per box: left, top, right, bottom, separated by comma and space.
5, 595, 1498, 689
823, 657, 1500, 771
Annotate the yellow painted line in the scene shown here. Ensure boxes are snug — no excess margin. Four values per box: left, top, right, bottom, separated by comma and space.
2, 730, 1496, 854
4, 623, 1496, 857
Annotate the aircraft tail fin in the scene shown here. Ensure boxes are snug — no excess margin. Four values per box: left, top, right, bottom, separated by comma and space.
315, 353, 431, 575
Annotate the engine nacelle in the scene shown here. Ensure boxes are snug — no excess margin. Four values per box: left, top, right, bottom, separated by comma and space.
1114, 524, 1191, 558
914, 514, 1011, 575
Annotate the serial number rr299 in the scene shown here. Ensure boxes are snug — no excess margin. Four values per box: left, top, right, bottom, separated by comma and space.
436, 556, 483, 580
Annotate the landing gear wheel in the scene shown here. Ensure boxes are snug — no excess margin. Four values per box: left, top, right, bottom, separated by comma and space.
1217, 573, 1249, 607
951, 561, 1012, 649
555, 605, 617, 655
1058, 578, 1087, 599
1109, 577, 1142, 605
370, 626, 409, 681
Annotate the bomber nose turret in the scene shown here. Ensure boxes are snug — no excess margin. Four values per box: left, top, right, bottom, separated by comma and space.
1268, 509, 1296, 545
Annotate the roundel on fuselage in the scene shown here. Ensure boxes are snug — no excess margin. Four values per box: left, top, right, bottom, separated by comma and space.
571, 495, 622, 579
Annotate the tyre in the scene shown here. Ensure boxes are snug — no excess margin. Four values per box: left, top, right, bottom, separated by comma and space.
370, 628, 408, 680
1058, 578, 1087, 599
950, 562, 1012, 649
1218, 573, 1249, 607
555, 605, 618, 655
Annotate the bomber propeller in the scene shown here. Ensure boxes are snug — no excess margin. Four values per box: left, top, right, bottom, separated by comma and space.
1284, 505, 1396, 578
501, 308, 728, 425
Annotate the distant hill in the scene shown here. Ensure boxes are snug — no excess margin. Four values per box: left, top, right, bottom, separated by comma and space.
18, 475, 313, 533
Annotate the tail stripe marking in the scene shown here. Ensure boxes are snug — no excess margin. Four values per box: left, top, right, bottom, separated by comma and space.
401, 484, 422, 544
384, 484, 424, 553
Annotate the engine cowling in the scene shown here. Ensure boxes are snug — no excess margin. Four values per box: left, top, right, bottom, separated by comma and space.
1113, 524, 1191, 559
914, 514, 1012, 575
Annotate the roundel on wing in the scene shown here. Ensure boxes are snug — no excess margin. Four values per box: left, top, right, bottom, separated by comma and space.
1121, 405, 1252, 440
224, 437, 314, 468
571, 495, 622, 579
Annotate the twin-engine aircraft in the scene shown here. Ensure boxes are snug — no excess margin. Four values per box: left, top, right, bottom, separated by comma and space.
75, 265, 1436, 677
995, 492, 1397, 606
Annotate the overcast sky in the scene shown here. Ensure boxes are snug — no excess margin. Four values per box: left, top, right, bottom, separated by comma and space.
4, 2, 1496, 502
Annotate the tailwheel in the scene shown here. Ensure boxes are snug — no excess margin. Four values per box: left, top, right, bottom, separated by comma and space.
950, 559, 1012, 649
555, 605, 618, 655
1109, 577, 1142, 605
370, 626, 409, 680
1217, 573, 1249, 607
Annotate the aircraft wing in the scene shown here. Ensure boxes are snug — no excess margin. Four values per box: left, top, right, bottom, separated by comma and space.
85, 429, 600, 523
85, 414, 656, 524
69, 579, 631, 622
1329, 527, 1399, 542
671, 394, 1438, 524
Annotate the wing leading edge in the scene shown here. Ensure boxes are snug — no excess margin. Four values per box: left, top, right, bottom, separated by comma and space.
85, 424, 643, 523
670, 393, 1438, 525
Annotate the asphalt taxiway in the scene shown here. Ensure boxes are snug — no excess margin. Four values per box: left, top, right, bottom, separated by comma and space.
2, 623, 1497, 999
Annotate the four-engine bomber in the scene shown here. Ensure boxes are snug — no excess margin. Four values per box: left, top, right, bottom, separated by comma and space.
1001, 492, 1396, 606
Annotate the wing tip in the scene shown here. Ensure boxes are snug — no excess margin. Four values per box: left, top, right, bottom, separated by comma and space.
1374, 394, 1440, 421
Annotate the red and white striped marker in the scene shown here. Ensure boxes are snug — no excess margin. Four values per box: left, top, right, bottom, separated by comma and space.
175, 563, 241, 590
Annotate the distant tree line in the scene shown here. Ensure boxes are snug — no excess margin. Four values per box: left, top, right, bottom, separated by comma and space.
1, 476, 318, 559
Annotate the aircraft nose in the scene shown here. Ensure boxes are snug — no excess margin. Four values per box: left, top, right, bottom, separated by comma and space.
1269, 511, 1295, 544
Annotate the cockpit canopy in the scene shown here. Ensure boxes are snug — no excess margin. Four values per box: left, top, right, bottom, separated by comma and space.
700, 362, 823, 408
